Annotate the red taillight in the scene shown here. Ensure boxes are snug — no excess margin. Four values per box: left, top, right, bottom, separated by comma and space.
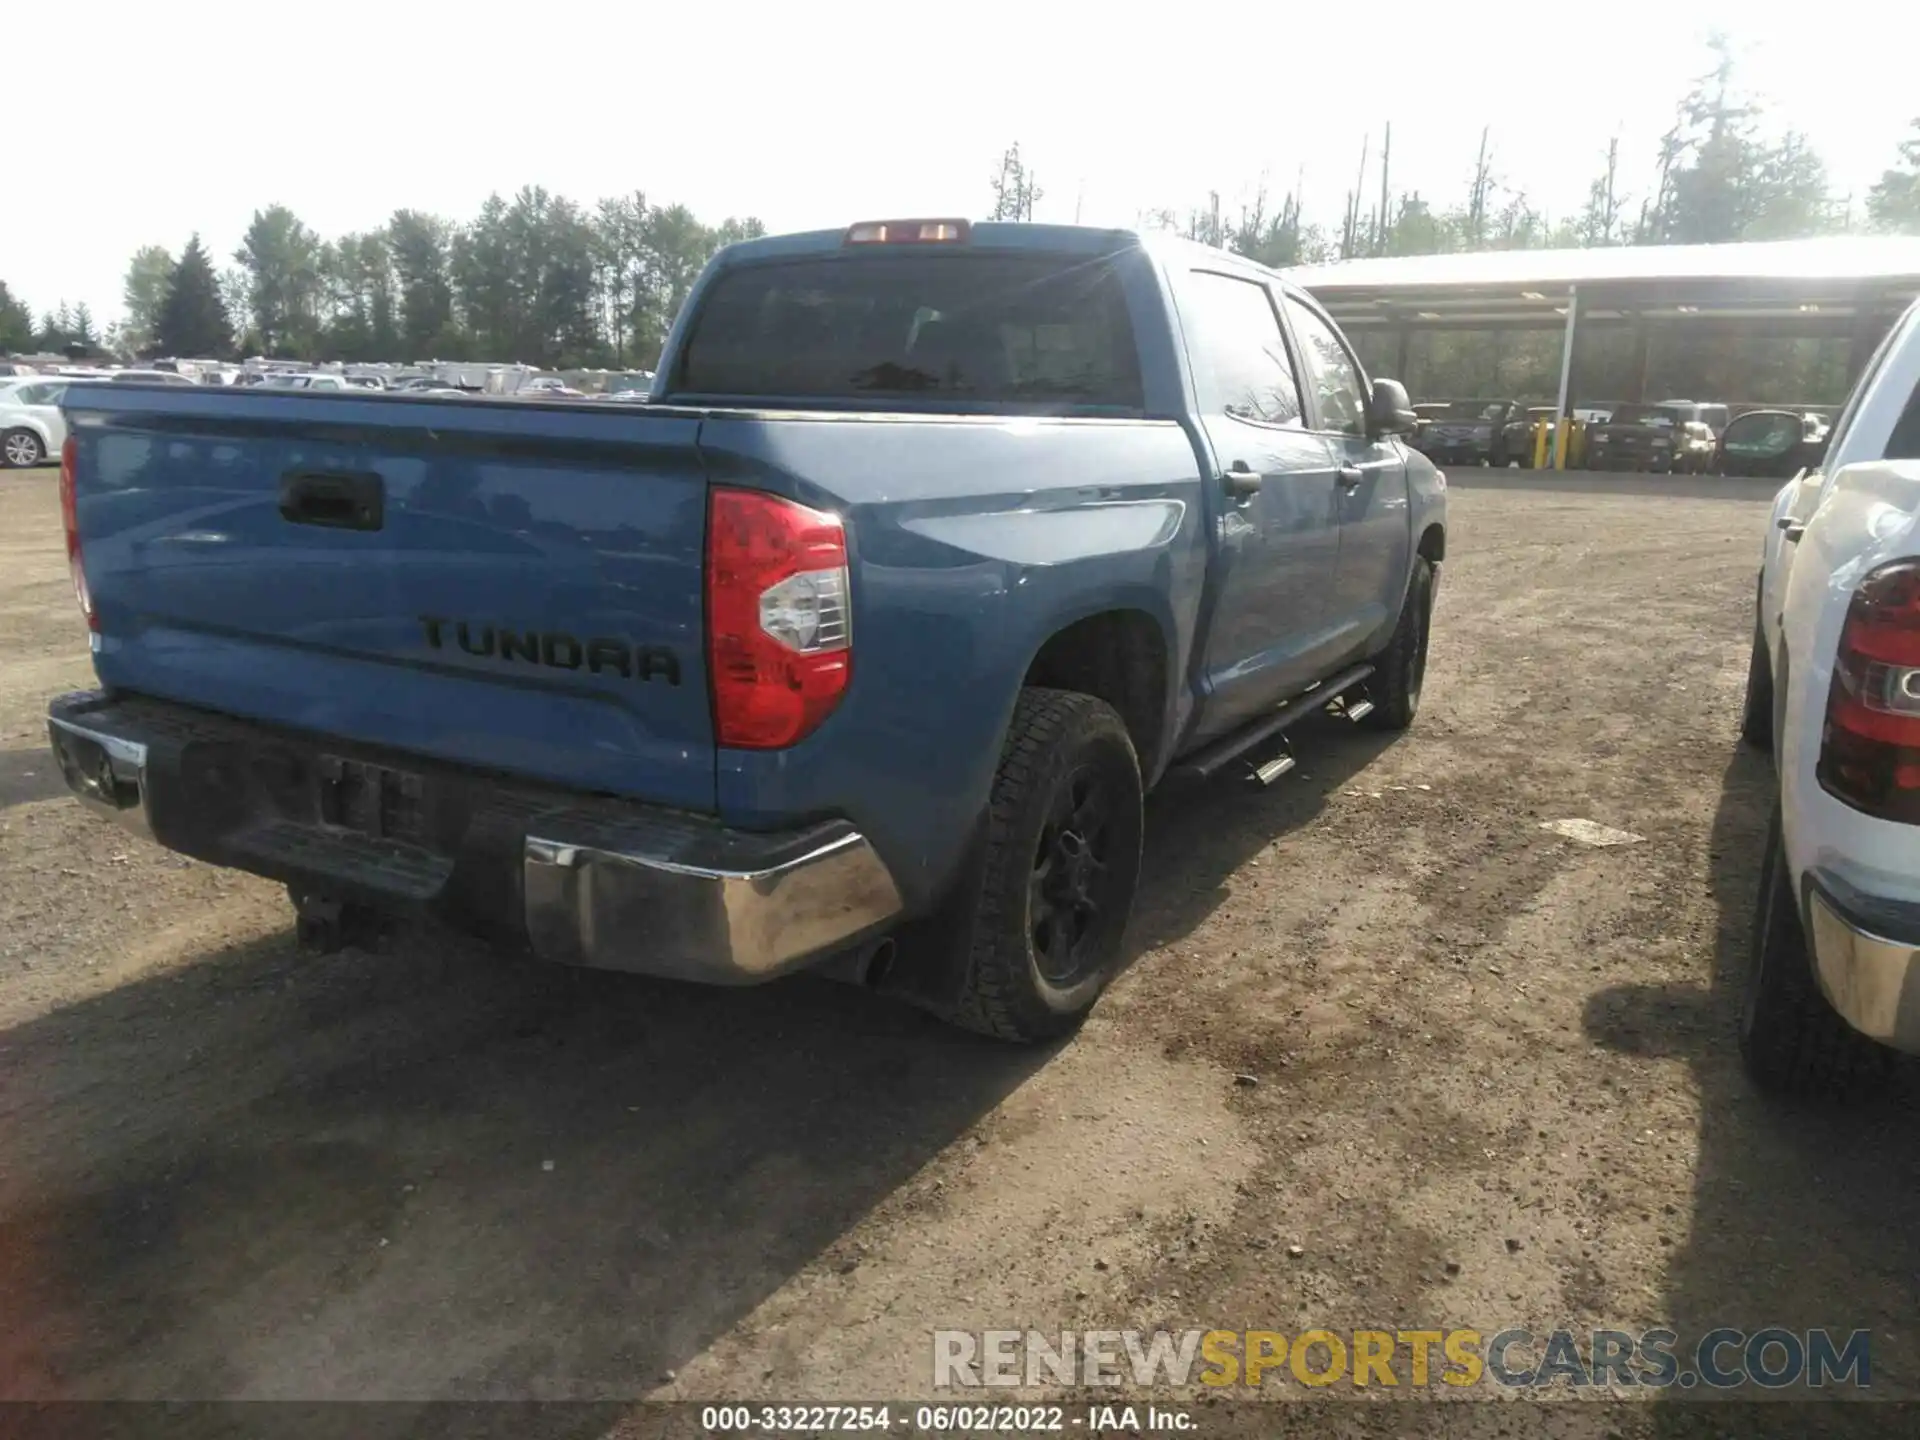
58, 436, 96, 632
706, 488, 852, 749
843, 218, 970, 245
1820, 560, 1920, 820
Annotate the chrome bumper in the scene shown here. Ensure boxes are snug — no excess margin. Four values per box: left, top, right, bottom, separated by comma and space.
47, 700, 155, 839
47, 690, 903, 984
1805, 873, 1920, 1053
522, 823, 903, 984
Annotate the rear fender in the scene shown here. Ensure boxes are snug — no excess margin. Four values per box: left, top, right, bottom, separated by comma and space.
700, 416, 1208, 914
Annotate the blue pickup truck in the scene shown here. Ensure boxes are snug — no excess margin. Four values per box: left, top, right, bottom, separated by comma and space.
46, 219, 1445, 1041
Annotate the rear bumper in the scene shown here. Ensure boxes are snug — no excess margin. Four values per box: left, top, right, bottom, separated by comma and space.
47, 690, 902, 984
1804, 869, 1920, 1053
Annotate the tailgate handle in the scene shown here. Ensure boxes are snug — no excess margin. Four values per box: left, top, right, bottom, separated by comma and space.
279, 470, 384, 531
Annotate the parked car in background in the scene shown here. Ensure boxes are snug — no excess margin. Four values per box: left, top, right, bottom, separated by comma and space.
1675, 420, 1719, 473
1501, 405, 1559, 467
47, 219, 1444, 1043
516, 376, 585, 398
1410, 398, 1521, 467
109, 369, 197, 386
603, 370, 656, 397
1584, 402, 1688, 472
0, 375, 72, 467
1715, 409, 1832, 479
1657, 398, 1731, 436
1738, 295, 1920, 1097
263, 373, 353, 392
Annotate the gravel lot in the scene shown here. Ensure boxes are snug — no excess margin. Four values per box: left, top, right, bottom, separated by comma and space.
3, 465, 1917, 1430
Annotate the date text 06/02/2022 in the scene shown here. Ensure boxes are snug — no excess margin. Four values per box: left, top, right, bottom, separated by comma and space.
932, 1326, 1873, 1391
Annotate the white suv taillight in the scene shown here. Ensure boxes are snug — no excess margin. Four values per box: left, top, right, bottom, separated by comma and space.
705, 487, 851, 748
58, 436, 97, 632
1819, 559, 1920, 821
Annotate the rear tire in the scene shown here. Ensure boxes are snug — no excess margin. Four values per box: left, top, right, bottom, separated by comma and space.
1740, 806, 1892, 1098
2, 428, 44, 469
1363, 557, 1434, 732
947, 688, 1144, 1043
1739, 612, 1773, 752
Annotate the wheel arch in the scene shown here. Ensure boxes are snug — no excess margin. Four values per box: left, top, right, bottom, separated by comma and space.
1020, 607, 1171, 782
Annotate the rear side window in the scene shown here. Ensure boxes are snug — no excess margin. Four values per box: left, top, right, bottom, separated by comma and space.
673, 253, 1144, 409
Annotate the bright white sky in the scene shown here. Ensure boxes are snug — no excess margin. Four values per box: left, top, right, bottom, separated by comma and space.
8, 0, 1917, 327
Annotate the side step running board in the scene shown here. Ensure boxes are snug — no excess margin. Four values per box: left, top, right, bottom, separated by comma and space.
1253, 752, 1297, 786
1170, 663, 1375, 784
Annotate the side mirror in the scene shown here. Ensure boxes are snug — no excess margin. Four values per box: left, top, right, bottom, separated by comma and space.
1368, 378, 1418, 438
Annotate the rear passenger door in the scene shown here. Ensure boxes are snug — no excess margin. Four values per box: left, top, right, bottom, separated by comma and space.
1281, 292, 1411, 658
1175, 268, 1345, 742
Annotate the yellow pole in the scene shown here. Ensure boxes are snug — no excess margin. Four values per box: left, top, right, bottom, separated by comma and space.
1554, 415, 1571, 470
1533, 421, 1549, 469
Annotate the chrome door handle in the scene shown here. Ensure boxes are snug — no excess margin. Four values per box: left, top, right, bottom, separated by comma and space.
1225, 461, 1262, 497
1337, 465, 1364, 487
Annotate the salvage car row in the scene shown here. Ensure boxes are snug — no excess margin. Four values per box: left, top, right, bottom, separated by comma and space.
1409, 395, 1832, 476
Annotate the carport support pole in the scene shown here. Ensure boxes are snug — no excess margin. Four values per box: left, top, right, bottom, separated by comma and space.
1553, 285, 1579, 470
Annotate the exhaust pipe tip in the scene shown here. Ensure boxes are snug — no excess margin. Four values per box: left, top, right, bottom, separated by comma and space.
861, 937, 898, 989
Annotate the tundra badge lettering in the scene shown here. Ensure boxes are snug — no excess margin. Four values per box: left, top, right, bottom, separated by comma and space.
418, 615, 681, 685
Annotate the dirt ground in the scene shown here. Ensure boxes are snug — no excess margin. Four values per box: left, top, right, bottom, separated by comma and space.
3, 464, 1917, 1431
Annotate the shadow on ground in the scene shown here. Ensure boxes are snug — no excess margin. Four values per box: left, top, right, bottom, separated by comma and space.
1585, 745, 1920, 1430
1130, 712, 1400, 962
0, 711, 1400, 1417
0, 746, 65, 813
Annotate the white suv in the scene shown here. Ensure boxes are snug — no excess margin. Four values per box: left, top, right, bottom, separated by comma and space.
1741, 297, 1920, 1095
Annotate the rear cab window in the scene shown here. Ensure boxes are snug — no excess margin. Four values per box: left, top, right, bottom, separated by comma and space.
670, 252, 1144, 412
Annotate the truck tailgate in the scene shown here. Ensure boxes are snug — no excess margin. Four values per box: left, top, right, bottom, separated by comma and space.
64, 388, 716, 812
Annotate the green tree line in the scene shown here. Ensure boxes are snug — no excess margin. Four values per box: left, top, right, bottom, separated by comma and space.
8, 189, 766, 369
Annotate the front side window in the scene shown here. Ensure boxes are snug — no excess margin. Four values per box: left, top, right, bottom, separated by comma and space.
1283, 297, 1367, 437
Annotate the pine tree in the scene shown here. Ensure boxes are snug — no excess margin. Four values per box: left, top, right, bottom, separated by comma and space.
155, 234, 235, 358
1867, 120, 1920, 233
122, 245, 176, 355
0, 281, 33, 352
988, 144, 1043, 222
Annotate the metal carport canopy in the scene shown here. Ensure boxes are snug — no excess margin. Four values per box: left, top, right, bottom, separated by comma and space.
1285, 236, 1920, 333
1284, 236, 1920, 461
